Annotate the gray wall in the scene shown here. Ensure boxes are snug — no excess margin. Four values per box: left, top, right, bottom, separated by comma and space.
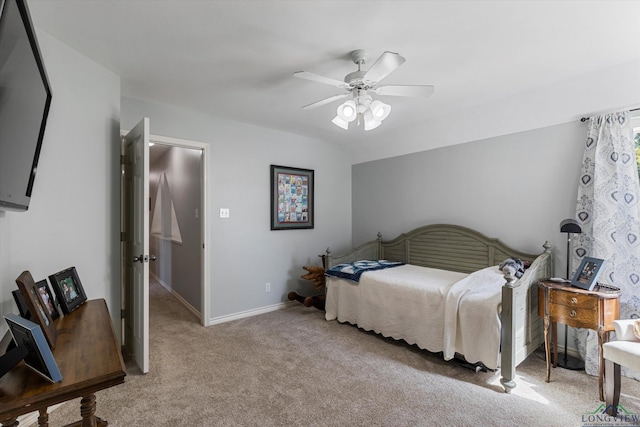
121, 97, 352, 322
149, 146, 202, 311
352, 120, 587, 278
0, 31, 121, 338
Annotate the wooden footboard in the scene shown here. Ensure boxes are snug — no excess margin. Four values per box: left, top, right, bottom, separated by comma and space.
500, 243, 551, 393
323, 224, 553, 393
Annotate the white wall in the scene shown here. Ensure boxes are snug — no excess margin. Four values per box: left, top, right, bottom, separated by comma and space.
352, 120, 586, 278
0, 31, 121, 337
121, 97, 352, 323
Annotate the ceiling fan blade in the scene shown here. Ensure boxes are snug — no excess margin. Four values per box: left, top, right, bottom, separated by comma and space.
363, 51, 406, 84
374, 85, 435, 97
293, 71, 349, 88
301, 93, 350, 110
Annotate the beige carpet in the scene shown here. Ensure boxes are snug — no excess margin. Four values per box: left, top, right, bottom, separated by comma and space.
31, 282, 640, 426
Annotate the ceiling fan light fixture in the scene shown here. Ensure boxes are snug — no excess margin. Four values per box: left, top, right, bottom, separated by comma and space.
370, 100, 391, 121
336, 100, 357, 122
332, 115, 349, 130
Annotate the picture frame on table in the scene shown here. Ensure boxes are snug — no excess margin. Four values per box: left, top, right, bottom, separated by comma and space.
15, 271, 57, 349
571, 256, 605, 291
36, 279, 60, 320
270, 165, 314, 230
4, 313, 62, 383
48, 266, 87, 314
11, 290, 30, 319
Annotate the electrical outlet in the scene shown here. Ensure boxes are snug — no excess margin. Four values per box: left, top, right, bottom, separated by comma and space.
220, 208, 230, 218
265, 283, 271, 292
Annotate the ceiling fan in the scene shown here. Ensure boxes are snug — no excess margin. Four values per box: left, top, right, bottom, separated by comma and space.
293, 49, 434, 131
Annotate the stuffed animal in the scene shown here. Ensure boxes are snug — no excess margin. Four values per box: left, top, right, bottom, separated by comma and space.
499, 258, 525, 278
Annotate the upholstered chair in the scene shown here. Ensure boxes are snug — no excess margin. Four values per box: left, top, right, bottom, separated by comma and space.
603, 319, 640, 416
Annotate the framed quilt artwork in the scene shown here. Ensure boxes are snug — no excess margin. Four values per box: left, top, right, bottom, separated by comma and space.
270, 165, 314, 230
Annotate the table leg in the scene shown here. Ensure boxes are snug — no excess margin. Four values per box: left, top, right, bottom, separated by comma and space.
38, 408, 49, 427
597, 329, 609, 401
552, 322, 558, 368
544, 316, 551, 382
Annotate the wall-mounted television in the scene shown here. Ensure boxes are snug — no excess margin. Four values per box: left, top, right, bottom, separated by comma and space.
0, 0, 52, 211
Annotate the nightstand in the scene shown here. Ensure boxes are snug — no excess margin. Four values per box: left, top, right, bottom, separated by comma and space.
538, 280, 620, 401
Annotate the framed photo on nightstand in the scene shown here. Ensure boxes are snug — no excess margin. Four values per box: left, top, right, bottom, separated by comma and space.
571, 257, 605, 291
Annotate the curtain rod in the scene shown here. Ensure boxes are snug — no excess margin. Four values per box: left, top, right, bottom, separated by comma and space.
580, 107, 640, 122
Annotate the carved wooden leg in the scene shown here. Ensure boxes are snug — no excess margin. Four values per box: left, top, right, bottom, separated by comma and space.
38, 407, 49, 427
543, 316, 551, 382
598, 329, 606, 401
0, 418, 19, 427
551, 322, 558, 368
80, 394, 97, 427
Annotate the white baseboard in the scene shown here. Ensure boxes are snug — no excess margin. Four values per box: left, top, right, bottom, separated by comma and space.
208, 301, 295, 326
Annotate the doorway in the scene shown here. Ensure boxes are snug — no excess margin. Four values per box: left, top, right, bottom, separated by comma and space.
148, 139, 206, 321
147, 134, 209, 325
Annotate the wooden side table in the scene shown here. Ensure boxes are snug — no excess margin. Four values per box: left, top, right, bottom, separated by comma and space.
537, 280, 620, 401
0, 299, 125, 426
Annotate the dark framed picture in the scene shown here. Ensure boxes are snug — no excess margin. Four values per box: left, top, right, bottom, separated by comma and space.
11, 290, 30, 319
571, 256, 605, 291
15, 271, 57, 349
49, 266, 87, 314
4, 313, 62, 383
270, 165, 314, 230
36, 279, 60, 320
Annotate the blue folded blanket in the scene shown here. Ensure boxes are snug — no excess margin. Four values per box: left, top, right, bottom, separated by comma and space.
325, 260, 405, 282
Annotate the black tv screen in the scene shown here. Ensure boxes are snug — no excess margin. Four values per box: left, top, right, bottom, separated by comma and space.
0, 0, 52, 211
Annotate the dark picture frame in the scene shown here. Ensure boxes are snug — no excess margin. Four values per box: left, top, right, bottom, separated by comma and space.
11, 290, 30, 319
4, 313, 62, 383
571, 256, 605, 291
48, 266, 87, 314
270, 165, 314, 230
15, 271, 57, 349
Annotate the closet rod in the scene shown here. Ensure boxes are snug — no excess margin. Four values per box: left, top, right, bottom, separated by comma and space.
580, 107, 640, 122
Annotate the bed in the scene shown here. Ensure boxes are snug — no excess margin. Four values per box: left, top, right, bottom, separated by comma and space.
321, 224, 552, 393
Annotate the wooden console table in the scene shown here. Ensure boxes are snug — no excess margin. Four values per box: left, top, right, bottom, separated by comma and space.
537, 280, 620, 401
0, 299, 126, 426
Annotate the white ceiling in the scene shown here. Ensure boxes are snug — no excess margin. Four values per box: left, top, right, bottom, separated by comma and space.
28, 0, 640, 158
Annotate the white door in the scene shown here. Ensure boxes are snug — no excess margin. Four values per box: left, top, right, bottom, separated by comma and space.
123, 118, 150, 373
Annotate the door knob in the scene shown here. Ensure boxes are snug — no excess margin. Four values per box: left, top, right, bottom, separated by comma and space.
133, 255, 144, 263
149, 255, 157, 262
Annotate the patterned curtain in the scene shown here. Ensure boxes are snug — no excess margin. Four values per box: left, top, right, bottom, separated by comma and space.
573, 110, 640, 377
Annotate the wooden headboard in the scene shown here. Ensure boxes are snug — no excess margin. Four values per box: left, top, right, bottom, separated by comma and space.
324, 224, 541, 272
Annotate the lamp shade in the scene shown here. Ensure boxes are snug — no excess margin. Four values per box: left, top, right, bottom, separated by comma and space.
369, 100, 391, 121
560, 218, 582, 234
331, 115, 349, 130
363, 112, 382, 131
336, 100, 357, 123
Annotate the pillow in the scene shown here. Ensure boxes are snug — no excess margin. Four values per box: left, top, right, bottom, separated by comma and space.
612, 319, 640, 342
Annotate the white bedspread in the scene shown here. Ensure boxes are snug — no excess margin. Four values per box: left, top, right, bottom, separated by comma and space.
325, 264, 505, 369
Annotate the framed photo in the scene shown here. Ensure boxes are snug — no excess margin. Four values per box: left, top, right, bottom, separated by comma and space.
4, 313, 62, 383
571, 256, 605, 291
48, 266, 87, 314
11, 290, 30, 319
270, 165, 314, 230
15, 271, 57, 349
36, 279, 60, 320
